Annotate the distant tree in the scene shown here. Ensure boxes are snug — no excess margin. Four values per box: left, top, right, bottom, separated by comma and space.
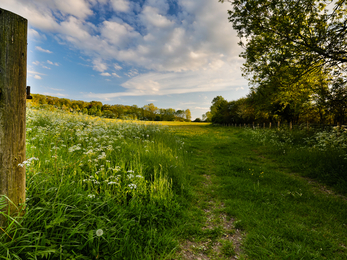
160, 108, 175, 121
185, 109, 192, 121
143, 103, 158, 121
82, 108, 88, 114
202, 111, 212, 122
175, 110, 186, 121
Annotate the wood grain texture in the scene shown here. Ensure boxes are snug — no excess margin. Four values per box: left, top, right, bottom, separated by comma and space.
0, 8, 27, 226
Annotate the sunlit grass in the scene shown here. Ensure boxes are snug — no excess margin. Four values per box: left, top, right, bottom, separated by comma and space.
173, 125, 347, 259
2, 109, 346, 259
0, 108, 190, 259
156, 121, 210, 126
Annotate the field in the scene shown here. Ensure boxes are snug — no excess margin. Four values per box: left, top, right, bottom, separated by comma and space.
1, 109, 347, 259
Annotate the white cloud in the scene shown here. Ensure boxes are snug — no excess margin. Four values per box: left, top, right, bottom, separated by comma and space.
110, 0, 131, 12
42, 92, 67, 97
6, 0, 241, 73
125, 69, 139, 77
36, 46, 52, 53
28, 70, 47, 76
100, 72, 111, 76
28, 28, 47, 41
100, 20, 141, 49
53, 0, 93, 19
140, 6, 174, 28
34, 75, 42, 79
92, 59, 108, 72
5, 0, 245, 102
45, 87, 65, 91
47, 60, 59, 66
59, 16, 93, 41
83, 62, 247, 99
114, 64, 122, 70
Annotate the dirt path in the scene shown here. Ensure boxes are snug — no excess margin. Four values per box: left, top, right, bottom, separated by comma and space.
172, 126, 246, 259
177, 174, 244, 259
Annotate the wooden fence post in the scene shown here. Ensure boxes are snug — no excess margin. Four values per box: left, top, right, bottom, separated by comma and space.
269, 122, 271, 129
278, 121, 280, 130
290, 121, 292, 130
0, 8, 27, 227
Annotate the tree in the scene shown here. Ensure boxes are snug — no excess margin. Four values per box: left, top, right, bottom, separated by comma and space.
185, 109, 192, 121
221, 0, 347, 67
159, 108, 175, 121
221, 0, 347, 123
202, 111, 213, 122
143, 103, 158, 121
174, 110, 183, 121
210, 96, 227, 116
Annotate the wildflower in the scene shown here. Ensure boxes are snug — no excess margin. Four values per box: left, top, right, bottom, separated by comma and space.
128, 174, 134, 179
127, 170, 134, 173
136, 175, 143, 178
96, 229, 103, 236
108, 181, 117, 185
87, 194, 95, 199
98, 152, 106, 160
68, 145, 81, 153
128, 184, 137, 189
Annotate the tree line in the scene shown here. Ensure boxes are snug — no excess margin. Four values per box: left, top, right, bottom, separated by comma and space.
207, 0, 347, 125
28, 94, 192, 122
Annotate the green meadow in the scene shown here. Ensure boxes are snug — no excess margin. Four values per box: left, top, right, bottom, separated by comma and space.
1, 109, 347, 259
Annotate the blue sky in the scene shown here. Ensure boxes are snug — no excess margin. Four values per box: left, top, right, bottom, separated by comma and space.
2, 0, 249, 119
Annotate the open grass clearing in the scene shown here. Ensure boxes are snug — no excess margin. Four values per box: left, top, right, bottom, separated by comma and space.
1, 111, 346, 259
170, 125, 347, 259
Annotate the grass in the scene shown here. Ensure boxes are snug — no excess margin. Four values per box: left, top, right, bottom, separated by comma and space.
170, 125, 347, 259
0, 109, 191, 259
1, 109, 347, 259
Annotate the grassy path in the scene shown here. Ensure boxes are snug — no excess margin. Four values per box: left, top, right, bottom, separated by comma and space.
169, 125, 347, 260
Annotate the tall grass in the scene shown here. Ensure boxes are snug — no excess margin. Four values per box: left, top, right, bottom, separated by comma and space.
0, 108, 190, 259
245, 125, 347, 194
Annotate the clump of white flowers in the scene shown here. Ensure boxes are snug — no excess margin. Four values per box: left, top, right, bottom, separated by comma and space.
25, 108, 176, 207
18, 157, 39, 168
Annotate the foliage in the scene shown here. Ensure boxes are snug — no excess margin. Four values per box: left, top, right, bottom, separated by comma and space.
29, 94, 192, 122
215, 0, 347, 125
